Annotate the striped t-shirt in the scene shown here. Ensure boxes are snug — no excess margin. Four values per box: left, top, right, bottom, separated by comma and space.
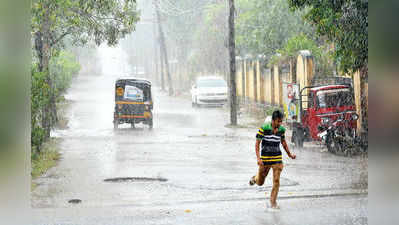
256, 123, 286, 165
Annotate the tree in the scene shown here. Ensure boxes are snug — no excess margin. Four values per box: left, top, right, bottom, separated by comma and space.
270, 34, 334, 77
161, 0, 205, 69
288, 0, 367, 74
288, 0, 368, 132
235, 0, 315, 59
159, 0, 230, 76
155, 0, 174, 95
188, 2, 229, 75
31, 0, 140, 138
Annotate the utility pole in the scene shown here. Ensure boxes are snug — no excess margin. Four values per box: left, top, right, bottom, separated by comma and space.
228, 0, 237, 125
155, 0, 174, 96
152, 14, 160, 87
160, 45, 165, 91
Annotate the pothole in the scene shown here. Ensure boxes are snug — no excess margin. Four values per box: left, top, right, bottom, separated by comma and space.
103, 177, 168, 183
68, 199, 82, 204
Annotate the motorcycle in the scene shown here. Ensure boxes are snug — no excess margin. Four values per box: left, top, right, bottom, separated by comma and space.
317, 112, 362, 156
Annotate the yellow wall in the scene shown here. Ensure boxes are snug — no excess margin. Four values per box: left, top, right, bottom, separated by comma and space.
306, 56, 314, 86
296, 54, 305, 109
264, 69, 272, 104
353, 71, 368, 133
273, 65, 280, 106
296, 53, 314, 109
236, 63, 243, 97
248, 61, 255, 101
256, 61, 263, 103
234, 54, 316, 108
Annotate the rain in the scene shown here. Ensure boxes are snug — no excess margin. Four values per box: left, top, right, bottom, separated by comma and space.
29, 0, 368, 224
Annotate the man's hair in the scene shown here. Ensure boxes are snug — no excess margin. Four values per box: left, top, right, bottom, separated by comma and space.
272, 110, 284, 120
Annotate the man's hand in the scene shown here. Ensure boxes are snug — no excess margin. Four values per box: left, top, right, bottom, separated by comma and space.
282, 140, 296, 160
257, 158, 263, 166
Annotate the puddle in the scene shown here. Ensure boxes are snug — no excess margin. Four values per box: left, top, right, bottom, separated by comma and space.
68, 199, 82, 204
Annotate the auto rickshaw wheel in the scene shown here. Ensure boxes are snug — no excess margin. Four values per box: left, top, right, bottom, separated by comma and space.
326, 133, 338, 153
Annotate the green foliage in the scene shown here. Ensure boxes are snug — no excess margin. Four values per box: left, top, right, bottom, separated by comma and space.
288, 0, 368, 73
31, 0, 139, 148
31, 65, 49, 153
31, 51, 80, 154
162, 0, 207, 64
235, 0, 315, 59
161, 1, 230, 74
31, 138, 61, 180
270, 34, 334, 75
31, 0, 140, 48
50, 51, 81, 96
161, 0, 323, 75
190, 3, 228, 73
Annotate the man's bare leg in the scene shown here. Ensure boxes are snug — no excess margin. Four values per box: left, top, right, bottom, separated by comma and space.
249, 165, 271, 186
255, 165, 271, 185
270, 163, 283, 208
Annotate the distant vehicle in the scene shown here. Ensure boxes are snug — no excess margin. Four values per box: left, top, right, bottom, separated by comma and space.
113, 77, 153, 129
191, 76, 228, 107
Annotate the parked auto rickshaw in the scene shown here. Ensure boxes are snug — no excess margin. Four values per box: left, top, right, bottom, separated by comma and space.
113, 78, 153, 129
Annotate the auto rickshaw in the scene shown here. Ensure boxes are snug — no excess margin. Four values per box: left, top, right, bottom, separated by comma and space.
113, 78, 153, 129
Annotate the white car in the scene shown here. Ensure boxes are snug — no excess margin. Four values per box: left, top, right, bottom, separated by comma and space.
191, 76, 228, 107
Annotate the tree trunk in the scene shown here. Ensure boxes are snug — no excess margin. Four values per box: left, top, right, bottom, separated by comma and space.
35, 4, 56, 139
228, 0, 237, 125
155, 1, 174, 96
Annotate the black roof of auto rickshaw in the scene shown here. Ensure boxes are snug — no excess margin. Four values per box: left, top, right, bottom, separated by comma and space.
115, 77, 152, 86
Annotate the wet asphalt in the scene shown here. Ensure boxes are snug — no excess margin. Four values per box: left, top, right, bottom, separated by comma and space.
31, 72, 368, 225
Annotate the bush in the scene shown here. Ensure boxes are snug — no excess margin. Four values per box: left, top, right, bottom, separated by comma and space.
269, 34, 334, 76
31, 50, 80, 154
31, 66, 49, 153
50, 51, 81, 97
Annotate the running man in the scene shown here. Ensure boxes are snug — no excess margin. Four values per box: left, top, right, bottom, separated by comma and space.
249, 110, 296, 209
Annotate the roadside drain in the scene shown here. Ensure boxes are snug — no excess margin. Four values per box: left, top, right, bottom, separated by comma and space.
104, 177, 168, 183
68, 199, 82, 204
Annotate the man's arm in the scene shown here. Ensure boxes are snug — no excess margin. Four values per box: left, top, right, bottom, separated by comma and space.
255, 139, 263, 166
281, 139, 296, 159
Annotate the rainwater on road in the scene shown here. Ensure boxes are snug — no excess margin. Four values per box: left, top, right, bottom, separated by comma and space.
31, 70, 367, 225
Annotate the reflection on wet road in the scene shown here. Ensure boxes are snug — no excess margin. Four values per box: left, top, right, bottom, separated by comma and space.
32, 73, 367, 225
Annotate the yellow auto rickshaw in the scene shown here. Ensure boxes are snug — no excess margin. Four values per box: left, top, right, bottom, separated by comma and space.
113, 78, 153, 129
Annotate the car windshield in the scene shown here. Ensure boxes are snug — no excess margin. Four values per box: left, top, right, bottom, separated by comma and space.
316, 88, 354, 108
197, 79, 227, 88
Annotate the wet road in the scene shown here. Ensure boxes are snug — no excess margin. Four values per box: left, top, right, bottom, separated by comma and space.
31, 72, 367, 225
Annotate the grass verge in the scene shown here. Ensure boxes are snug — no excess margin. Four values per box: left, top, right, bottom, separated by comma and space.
31, 138, 61, 190
31, 98, 69, 190
56, 96, 71, 130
